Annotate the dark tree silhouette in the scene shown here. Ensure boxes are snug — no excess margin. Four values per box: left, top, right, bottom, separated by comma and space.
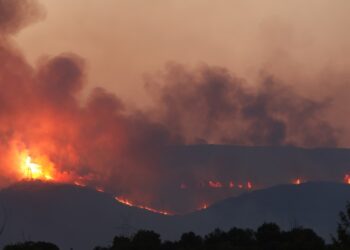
0, 204, 8, 237
112, 235, 132, 250
333, 201, 350, 249
94, 221, 332, 250
256, 223, 282, 250
4, 241, 59, 250
228, 227, 256, 248
132, 230, 161, 250
282, 227, 325, 250
204, 228, 232, 250
178, 232, 203, 250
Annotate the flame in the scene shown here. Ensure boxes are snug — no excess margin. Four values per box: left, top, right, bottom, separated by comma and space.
344, 174, 350, 184
115, 196, 173, 216
73, 181, 86, 187
19, 152, 55, 181
115, 197, 134, 207
206, 180, 253, 190
198, 203, 208, 210
292, 178, 302, 185
208, 180, 223, 188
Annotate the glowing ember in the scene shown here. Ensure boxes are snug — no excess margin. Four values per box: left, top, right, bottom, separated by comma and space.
292, 178, 302, 185
115, 196, 173, 216
247, 181, 252, 189
208, 180, 223, 188
229, 181, 235, 188
115, 197, 133, 207
344, 174, 350, 184
238, 184, 243, 189
198, 203, 208, 210
74, 181, 86, 187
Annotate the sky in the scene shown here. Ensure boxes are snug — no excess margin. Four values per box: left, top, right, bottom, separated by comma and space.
14, 0, 350, 145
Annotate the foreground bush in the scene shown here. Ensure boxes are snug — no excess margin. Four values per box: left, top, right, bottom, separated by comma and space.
4, 241, 59, 250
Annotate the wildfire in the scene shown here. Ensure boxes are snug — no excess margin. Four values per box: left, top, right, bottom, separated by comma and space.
344, 174, 350, 184
115, 196, 173, 216
198, 203, 208, 210
292, 178, 302, 185
196, 180, 255, 190
115, 197, 134, 207
95, 187, 105, 193
19, 152, 54, 181
208, 180, 223, 188
73, 181, 86, 187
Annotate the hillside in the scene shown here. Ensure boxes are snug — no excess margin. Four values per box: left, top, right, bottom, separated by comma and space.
0, 181, 349, 249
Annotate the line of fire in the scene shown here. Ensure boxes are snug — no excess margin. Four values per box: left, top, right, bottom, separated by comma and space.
14, 147, 350, 216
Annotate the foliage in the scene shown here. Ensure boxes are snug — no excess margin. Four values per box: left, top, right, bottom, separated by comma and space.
94, 223, 327, 250
4, 241, 59, 250
6, 202, 350, 250
332, 201, 350, 249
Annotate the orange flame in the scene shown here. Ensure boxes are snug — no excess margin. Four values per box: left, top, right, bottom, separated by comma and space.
115, 197, 134, 207
292, 178, 302, 185
208, 180, 223, 188
95, 187, 105, 193
19, 151, 55, 181
344, 174, 350, 184
115, 196, 173, 216
73, 181, 86, 187
198, 203, 208, 210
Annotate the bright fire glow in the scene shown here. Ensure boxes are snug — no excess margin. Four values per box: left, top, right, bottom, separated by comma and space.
208, 180, 223, 188
95, 187, 105, 193
344, 174, 350, 184
198, 203, 208, 210
19, 153, 54, 181
74, 181, 86, 187
115, 196, 173, 216
206, 180, 253, 190
293, 178, 302, 185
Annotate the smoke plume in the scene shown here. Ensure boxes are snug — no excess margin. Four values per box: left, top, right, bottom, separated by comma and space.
146, 63, 338, 147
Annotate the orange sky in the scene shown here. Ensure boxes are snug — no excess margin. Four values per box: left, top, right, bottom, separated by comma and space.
14, 0, 350, 145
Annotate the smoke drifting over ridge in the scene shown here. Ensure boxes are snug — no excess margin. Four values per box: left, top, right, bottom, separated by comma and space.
146, 63, 338, 147
0, 0, 345, 213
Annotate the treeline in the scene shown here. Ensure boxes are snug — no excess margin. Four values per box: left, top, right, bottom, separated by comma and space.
4, 203, 350, 250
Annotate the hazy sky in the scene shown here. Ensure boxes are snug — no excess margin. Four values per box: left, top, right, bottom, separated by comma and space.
13, 0, 350, 145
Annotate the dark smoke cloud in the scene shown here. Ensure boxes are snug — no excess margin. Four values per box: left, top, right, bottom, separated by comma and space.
0, 0, 343, 213
0, 0, 44, 35
146, 63, 338, 147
